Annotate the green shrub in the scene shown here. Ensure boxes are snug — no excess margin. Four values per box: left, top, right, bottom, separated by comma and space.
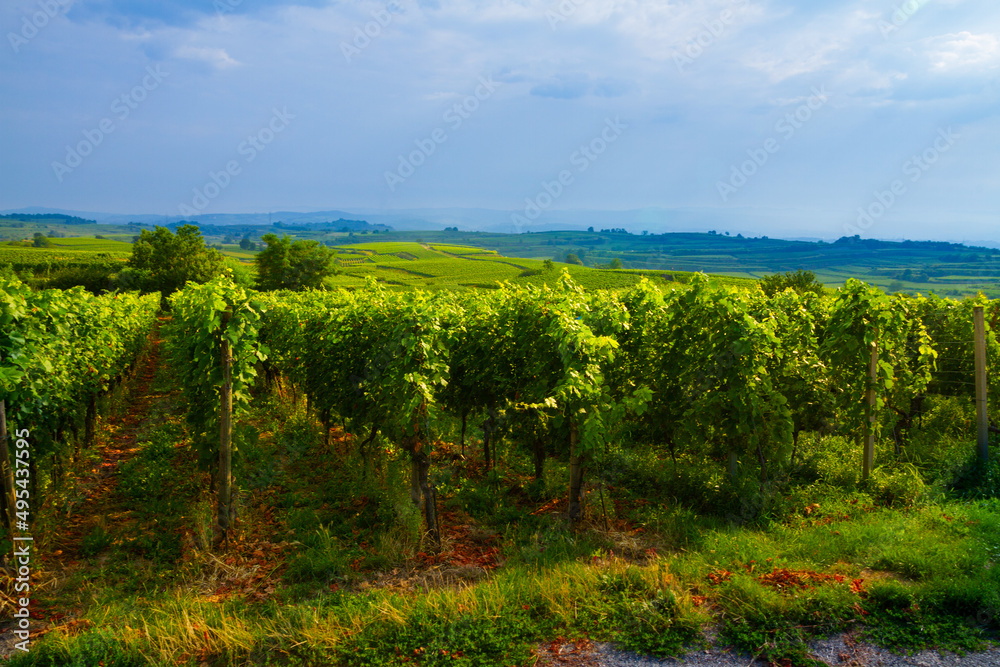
867, 464, 926, 507
81, 524, 112, 557
285, 526, 351, 583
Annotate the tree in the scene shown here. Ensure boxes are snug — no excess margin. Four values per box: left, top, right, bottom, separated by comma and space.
565, 253, 583, 265
255, 233, 335, 291
32, 233, 51, 248
239, 237, 255, 251
128, 224, 227, 296
759, 270, 825, 297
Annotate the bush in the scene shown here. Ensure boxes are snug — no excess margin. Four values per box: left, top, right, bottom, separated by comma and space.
255, 233, 335, 291
952, 455, 1000, 500
867, 464, 926, 507
127, 224, 226, 296
285, 526, 351, 582
759, 269, 825, 297
81, 523, 112, 557
29, 263, 118, 293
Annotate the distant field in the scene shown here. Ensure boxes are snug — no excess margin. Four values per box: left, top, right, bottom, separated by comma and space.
49, 237, 134, 252
6, 222, 999, 298
0, 244, 129, 269
430, 243, 497, 256
216, 244, 257, 263
348, 230, 1000, 299
338, 242, 442, 260
323, 241, 729, 291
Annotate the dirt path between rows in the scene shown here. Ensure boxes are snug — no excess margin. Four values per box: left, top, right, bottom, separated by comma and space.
0, 319, 175, 660
51, 321, 172, 564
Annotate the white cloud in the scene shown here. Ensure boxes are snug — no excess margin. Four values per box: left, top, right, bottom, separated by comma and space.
174, 44, 240, 69
924, 32, 1000, 73
613, 0, 765, 62
742, 9, 874, 83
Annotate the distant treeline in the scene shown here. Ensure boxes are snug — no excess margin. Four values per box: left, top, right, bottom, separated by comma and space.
1, 213, 97, 225
832, 234, 999, 253
161, 218, 391, 236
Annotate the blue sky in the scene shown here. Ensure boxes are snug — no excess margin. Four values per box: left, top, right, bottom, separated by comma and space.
1, 0, 998, 240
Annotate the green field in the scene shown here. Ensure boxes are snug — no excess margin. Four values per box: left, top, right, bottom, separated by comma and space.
328, 230, 1000, 298
49, 237, 134, 252
0, 244, 130, 269
323, 242, 730, 291
4, 220, 1000, 297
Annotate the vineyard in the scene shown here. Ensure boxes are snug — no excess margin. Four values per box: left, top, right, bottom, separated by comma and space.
0, 279, 160, 537
1, 273, 999, 665
199, 272, 999, 533
0, 246, 129, 273
323, 242, 755, 292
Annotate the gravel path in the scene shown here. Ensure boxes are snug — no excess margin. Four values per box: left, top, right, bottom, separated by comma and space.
535, 633, 1000, 667
590, 634, 1000, 667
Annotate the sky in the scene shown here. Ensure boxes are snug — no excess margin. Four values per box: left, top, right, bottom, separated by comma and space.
1, 0, 998, 241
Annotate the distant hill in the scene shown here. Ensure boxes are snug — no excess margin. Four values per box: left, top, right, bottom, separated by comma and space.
0, 213, 96, 225
3, 206, 998, 247
163, 218, 391, 237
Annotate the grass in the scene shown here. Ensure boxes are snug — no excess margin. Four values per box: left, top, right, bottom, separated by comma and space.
16, 493, 999, 665
13, 560, 706, 666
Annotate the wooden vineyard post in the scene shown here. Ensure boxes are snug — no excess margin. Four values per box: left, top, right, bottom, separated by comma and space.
0, 400, 15, 533
84, 392, 98, 448
406, 430, 440, 548
863, 341, 878, 480
215, 310, 233, 549
568, 421, 583, 523
975, 306, 989, 465
417, 448, 439, 547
